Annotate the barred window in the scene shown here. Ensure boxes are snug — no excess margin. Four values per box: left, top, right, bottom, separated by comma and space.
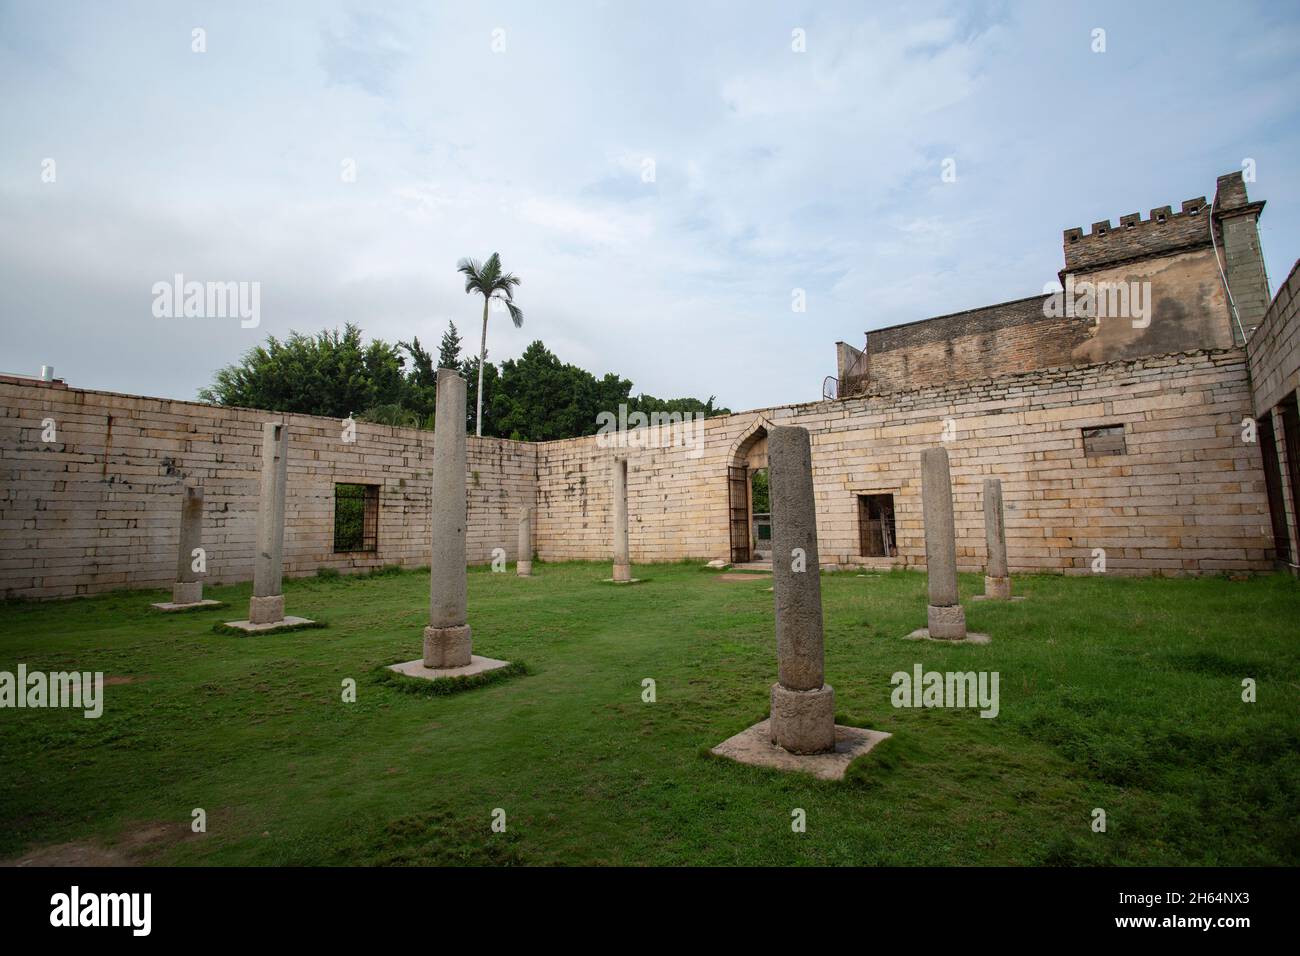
334, 483, 379, 552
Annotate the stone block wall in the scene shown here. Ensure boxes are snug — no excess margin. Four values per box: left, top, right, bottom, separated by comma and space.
0, 345, 1275, 599
863, 295, 1085, 395
1245, 259, 1300, 568
537, 348, 1272, 576
0, 378, 536, 599
1062, 195, 1211, 274
863, 246, 1234, 396
803, 348, 1269, 575
1246, 260, 1300, 415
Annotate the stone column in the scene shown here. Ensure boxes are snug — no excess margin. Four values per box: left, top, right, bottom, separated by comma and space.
249, 422, 289, 625
517, 506, 533, 577
424, 368, 472, 668
982, 478, 1011, 599
768, 425, 835, 754
921, 446, 966, 639
172, 482, 205, 605
612, 457, 631, 583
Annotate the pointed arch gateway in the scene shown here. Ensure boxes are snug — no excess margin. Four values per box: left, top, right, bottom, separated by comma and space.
725, 417, 772, 564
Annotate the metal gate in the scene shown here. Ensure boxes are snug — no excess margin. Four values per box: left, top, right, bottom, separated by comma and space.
728, 465, 750, 564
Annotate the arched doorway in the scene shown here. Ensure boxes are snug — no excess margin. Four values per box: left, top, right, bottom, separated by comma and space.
726, 419, 770, 564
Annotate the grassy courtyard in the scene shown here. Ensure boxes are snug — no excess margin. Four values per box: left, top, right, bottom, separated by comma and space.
1, 563, 1297, 867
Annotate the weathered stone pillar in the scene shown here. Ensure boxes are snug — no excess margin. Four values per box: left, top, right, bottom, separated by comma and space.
424, 368, 472, 668
612, 457, 631, 583
249, 422, 289, 625
921, 446, 966, 639
517, 506, 533, 577
982, 478, 1011, 599
172, 482, 205, 605
768, 425, 835, 754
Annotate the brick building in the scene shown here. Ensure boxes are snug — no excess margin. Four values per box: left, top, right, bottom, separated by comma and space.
2, 171, 1298, 599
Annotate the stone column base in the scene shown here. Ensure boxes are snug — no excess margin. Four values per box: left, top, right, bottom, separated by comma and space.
517, 561, 532, 577
769, 682, 836, 755
249, 594, 285, 625
983, 576, 1011, 599
612, 563, 631, 583
173, 580, 203, 605
927, 603, 967, 640
424, 624, 472, 668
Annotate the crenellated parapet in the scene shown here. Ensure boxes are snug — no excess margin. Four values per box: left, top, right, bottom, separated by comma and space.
1062, 195, 1213, 274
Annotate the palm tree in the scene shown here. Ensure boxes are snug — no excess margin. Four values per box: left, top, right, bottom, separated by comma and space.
456, 253, 523, 437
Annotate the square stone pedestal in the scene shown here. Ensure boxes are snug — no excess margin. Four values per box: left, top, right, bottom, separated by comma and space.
388, 656, 513, 681
979, 575, 1012, 600
151, 599, 223, 613
172, 581, 203, 605
221, 615, 316, 634
904, 628, 991, 644
249, 594, 285, 625
424, 624, 472, 668
711, 719, 891, 781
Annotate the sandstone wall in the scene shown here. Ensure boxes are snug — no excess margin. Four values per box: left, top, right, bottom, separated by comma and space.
535, 348, 1273, 576
1068, 248, 1232, 364
1247, 260, 1300, 415
0, 379, 536, 600
863, 248, 1231, 396
0, 346, 1275, 599
862, 295, 1085, 395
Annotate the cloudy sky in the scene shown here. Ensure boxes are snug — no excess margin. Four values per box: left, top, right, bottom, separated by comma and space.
1, 0, 1297, 413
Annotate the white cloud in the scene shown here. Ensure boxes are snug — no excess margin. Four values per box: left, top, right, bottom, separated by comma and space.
0, 0, 1295, 412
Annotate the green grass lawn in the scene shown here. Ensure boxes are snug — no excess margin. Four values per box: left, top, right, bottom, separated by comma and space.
1, 562, 1297, 866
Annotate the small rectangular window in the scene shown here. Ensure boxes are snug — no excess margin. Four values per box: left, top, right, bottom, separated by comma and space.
1082, 425, 1126, 457
858, 493, 897, 557
334, 483, 379, 552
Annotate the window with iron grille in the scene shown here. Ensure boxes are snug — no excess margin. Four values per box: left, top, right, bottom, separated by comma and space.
1082, 424, 1126, 457
334, 483, 379, 552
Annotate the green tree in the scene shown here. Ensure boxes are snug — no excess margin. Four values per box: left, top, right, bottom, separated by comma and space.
437, 321, 463, 370
457, 253, 523, 437
201, 325, 730, 441
397, 336, 437, 421
198, 323, 404, 418
488, 341, 626, 441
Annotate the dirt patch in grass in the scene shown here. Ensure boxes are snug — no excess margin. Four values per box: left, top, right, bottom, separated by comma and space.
715, 573, 772, 582
1, 820, 202, 867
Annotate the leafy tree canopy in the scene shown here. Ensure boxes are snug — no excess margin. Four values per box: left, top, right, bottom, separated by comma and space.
199, 326, 729, 441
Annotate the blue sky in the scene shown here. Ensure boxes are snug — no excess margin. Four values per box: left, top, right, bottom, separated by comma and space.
1, 0, 1297, 413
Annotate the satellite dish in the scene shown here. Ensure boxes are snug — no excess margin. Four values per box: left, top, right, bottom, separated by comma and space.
822, 376, 838, 401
